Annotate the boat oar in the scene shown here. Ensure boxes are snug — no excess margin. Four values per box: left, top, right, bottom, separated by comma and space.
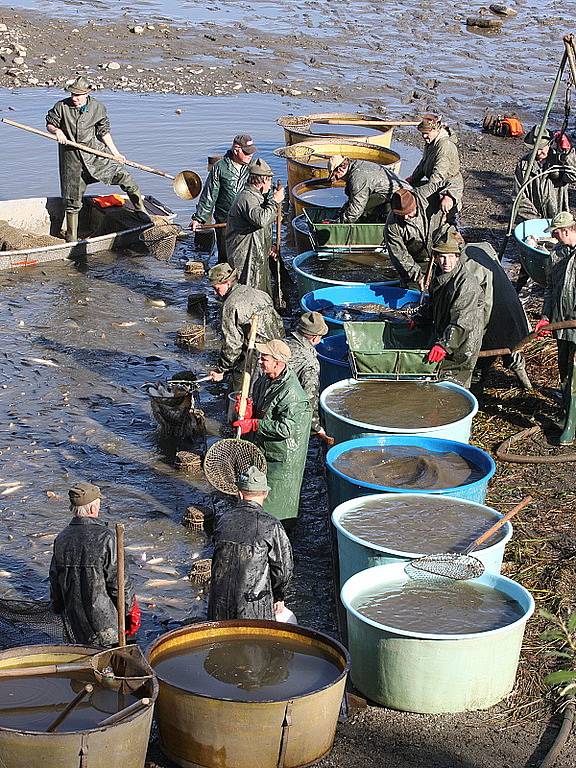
46, 684, 93, 733
95, 697, 151, 727
1, 118, 201, 201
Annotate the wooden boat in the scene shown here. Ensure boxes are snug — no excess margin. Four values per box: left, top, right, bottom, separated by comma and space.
0, 195, 175, 270
277, 113, 419, 148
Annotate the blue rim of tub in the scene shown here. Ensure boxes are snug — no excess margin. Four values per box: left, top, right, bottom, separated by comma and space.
321, 379, 478, 435
340, 562, 535, 640
326, 435, 495, 496
317, 332, 349, 366
331, 492, 512, 559
294, 250, 399, 289
513, 218, 549, 256
301, 285, 420, 330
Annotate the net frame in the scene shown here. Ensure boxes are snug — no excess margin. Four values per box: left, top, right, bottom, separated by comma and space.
203, 438, 267, 495
140, 222, 181, 260
405, 553, 485, 582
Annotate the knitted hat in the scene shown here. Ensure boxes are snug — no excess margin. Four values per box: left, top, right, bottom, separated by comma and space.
237, 465, 270, 492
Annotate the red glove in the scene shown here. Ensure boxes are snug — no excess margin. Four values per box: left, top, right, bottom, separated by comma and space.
534, 318, 551, 337
554, 131, 571, 151
233, 418, 259, 435
427, 344, 447, 363
125, 597, 141, 638
233, 395, 253, 419
407, 319, 418, 330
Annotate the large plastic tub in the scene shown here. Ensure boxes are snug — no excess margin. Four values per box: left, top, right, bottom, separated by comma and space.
326, 435, 495, 509
341, 563, 534, 713
513, 218, 550, 286
147, 621, 350, 768
317, 333, 351, 391
320, 379, 478, 443
301, 285, 419, 336
332, 493, 512, 587
293, 250, 398, 298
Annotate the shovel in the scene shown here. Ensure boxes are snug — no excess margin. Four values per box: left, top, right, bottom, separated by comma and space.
1, 118, 202, 201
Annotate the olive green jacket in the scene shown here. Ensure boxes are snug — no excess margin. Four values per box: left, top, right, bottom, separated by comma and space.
192, 153, 250, 224
384, 193, 452, 285
250, 367, 312, 521
286, 331, 322, 433
543, 243, 576, 343
218, 282, 284, 374
226, 185, 277, 295
46, 97, 120, 197
513, 149, 576, 222
338, 160, 404, 224
410, 127, 464, 206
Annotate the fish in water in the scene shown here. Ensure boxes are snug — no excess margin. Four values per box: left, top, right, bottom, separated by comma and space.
20, 357, 59, 367
146, 298, 166, 308
111, 321, 137, 328
1, 485, 23, 496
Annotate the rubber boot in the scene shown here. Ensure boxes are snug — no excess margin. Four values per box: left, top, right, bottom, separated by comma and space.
128, 190, 150, 221
65, 212, 78, 243
560, 354, 576, 445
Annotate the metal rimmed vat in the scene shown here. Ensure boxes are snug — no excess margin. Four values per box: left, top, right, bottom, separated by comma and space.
341, 563, 534, 713
0, 644, 158, 768
277, 113, 401, 148
293, 249, 399, 298
291, 178, 346, 217
274, 140, 400, 199
332, 492, 513, 587
512, 218, 551, 286
147, 620, 350, 768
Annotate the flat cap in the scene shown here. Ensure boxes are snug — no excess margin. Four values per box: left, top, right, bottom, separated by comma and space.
545, 211, 576, 232
69, 482, 101, 506
249, 158, 274, 177
327, 154, 347, 175
256, 339, 292, 362
297, 310, 328, 337
208, 263, 238, 284
237, 465, 270, 492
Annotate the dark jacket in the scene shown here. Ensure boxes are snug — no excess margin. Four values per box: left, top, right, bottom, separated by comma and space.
192, 153, 250, 224
49, 517, 134, 647
286, 331, 322, 433
338, 160, 404, 223
208, 500, 293, 621
514, 149, 576, 222
410, 127, 464, 206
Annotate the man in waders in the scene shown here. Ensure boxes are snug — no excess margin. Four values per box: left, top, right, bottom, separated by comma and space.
233, 340, 312, 530
46, 76, 148, 242
190, 134, 257, 263
326, 155, 405, 223
286, 311, 334, 444
226, 158, 284, 296
208, 466, 293, 621
385, 188, 454, 289
417, 233, 485, 388
407, 114, 463, 212
536, 212, 576, 444
49, 482, 141, 646
206, 262, 285, 394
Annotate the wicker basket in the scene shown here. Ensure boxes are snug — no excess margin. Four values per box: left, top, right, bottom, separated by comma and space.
175, 451, 203, 473
185, 260, 206, 276
182, 505, 205, 532
176, 324, 205, 349
188, 558, 212, 585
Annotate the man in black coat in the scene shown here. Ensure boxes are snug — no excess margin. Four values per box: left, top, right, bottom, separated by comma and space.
49, 482, 140, 646
208, 466, 293, 621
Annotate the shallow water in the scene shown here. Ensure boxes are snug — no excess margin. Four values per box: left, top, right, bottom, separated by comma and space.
0, 673, 140, 732
339, 496, 506, 553
153, 636, 340, 701
333, 446, 482, 490
300, 251, 397, 284
324, 381, 472, 428
353, 581, 524, 634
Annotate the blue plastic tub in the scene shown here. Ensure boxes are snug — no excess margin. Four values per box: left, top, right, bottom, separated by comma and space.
341, 563, 534, 712
317, 333, 351, 391
326, 434, 496, 509
320, 378, 478, 444
301, 284, 420, 335
293, 250, 398, 298
331, 493, 512, 587
513, 218, 551, 286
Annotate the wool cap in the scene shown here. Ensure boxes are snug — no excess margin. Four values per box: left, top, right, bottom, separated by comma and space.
237, 465, 270, 492
249, 158, 274, 177
256, 339, 292, 362
66, 76, 92, 95
545, 211, 576, 232
208, 263, 237, 284
297, 310, 328, 337
391, 188, 417, 216
233, 134, 258, 154
69, 482, 101, 506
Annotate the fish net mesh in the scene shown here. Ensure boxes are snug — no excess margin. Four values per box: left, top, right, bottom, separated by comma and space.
203, 438, 267, 495
405, 553, 485, 582
0, 220, 62, 251
0, 598, 73, 649
140, 222, 180, 260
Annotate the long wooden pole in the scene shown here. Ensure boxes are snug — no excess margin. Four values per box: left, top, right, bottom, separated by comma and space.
46, 684, 93, 733
116, 523, 126, 648
235, 315, 259, 438
315, 119, 420, 126
1, 117, 177, 180
274, 180, 286, 311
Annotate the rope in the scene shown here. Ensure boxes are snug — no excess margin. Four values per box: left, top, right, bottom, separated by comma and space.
496, 425, 576, 464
